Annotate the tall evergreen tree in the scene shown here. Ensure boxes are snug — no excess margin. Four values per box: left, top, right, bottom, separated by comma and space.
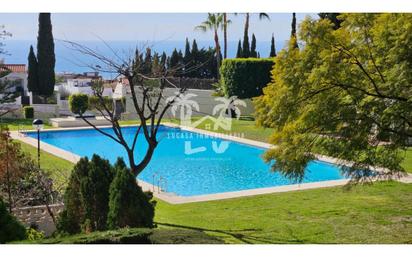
169, 48, 180, 70
236, 40, 242, 58
291, 13, 298, 48
27, 45, 39, 93
269, 33, 277, 57
184, 37, 191, 64
190, 39, 200, 77
107, 158, 155, 229
36, 13, 55, 98
160, 51, 167, 72
242, 28, 250, 58
250, 34, 257, 58
183, 38, 192, 75
142, 47, 152, 75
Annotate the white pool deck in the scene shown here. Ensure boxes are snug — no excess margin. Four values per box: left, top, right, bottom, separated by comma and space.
10, 123, 412, 204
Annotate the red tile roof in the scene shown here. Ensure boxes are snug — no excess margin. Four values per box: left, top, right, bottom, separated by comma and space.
0, 64, 26, 73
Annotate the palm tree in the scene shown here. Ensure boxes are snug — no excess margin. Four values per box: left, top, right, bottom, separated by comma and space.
196, 13, 224, 78
167, 93, 199, 126
240, 13, 270, 43
223, 13, 228, 59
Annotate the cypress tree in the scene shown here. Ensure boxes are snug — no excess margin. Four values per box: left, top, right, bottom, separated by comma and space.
36, 13, 55, 98
142, 47, 152, 75
191, 39, 200, 77
291, 13, 298, 48
242, 29, 250, 58
250, 34, 257, 58
107, 158, 155, 229
236, 40, 242, 58
184, 38, 191, 65
57, 155, 114, 234
27, 45, 39, 93
269, 33, 277, 57
169, 48, 180, 69
160, 51, 167, 72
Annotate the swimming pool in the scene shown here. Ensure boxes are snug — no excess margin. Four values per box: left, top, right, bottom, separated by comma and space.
27, 125, 346, 197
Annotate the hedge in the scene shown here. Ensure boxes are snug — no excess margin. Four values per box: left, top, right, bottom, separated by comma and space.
219, 58, 274, 99
23, 106, 34, 119
15, 228, 223, 244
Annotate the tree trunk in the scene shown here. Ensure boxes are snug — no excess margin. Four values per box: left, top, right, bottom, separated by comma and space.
132, 141, 157, 177
244, 13, 250, 43
214, 29, 221, 80
223, 13, 227, 59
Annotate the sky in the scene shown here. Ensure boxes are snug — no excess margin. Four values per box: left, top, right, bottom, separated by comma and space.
0, 13, 314, 42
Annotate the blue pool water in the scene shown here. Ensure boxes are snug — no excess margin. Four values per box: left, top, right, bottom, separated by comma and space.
27, 126, 346, 196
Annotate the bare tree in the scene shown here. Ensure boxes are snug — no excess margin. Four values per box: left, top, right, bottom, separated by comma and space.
64, 40, 194, 177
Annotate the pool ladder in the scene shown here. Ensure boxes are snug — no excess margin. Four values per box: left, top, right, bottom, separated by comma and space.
152, 173, 168, 193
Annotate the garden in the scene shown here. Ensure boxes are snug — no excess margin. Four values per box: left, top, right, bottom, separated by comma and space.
1, 13, 411, 245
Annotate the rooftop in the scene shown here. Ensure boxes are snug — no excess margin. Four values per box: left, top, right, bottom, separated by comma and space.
0, 64, 26, 73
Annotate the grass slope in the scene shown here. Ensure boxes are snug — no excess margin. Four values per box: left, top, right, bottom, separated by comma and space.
155, 181, 412, 244
19, 142, 74, 188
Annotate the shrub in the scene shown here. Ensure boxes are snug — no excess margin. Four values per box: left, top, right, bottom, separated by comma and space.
69, 93, 89, 115
23, 106, 34, 119
88, 96, 114, 111
0, 198, 27, 243
57, 155, 114, 234
26, 227, 45, 241
219, 58, 274, 99
107, 158, 155, 229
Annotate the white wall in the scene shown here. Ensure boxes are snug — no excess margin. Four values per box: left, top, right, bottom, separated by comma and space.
123, 88, 255, 120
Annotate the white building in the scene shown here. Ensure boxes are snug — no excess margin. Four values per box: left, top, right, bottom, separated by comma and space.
0, 64, 28, 107
56, 72, 113, 98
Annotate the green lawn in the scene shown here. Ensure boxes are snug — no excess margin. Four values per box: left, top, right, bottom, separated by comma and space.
6, 118, 412, 244
0, 118, 52, 131
19, 142, 74, 188
155, 181, 412, 244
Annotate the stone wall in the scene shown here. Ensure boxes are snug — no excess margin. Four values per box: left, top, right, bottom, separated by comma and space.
12, 203, 64, 236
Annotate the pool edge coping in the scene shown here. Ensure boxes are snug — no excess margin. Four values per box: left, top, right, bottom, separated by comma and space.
10, 123, 412, 205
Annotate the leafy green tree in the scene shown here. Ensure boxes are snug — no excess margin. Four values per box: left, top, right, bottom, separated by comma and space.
319, 13, 342, 30
236, 40, 242, 58
107, 158, 155, 229
269, 34, 276, 57
250, 34, 257, 58
27, 45, 39, 94
36, 13, 55, 98
254, 13, 412, 183
0, 198, 26, 243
